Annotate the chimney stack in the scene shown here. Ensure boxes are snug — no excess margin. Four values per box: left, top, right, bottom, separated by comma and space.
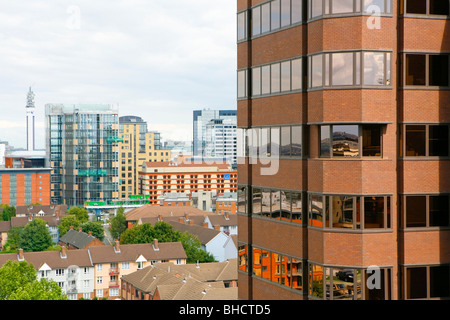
78, 226, 82, 232
114, 239, 120, 253
69, 225, 74, 230
203, 222, 209, 228
18, 248, 24, 261
88, 231, 92, 236
153, 239, 159, 251
61, 246, 67, 259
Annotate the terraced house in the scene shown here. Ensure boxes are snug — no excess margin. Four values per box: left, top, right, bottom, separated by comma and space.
0, 241, 187, 300
236, 0, 450, 300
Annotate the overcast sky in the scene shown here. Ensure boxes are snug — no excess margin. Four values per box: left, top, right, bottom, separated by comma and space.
0, 0, 237, 149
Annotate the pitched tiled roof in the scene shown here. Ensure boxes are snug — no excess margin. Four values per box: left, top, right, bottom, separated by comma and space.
121, 259, 238, 300
0, 249, 92, 270
88, 242, 187, 264
11, 216, 60, 228
59, 229, 99, 249
15, 205, 67, 217
0, 221, 11, 232
167, 221, 221, 245
206, 214, 238, 227
126, 205, 207, 222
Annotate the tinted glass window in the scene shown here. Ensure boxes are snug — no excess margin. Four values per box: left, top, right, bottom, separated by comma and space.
405, 54, 426, 85
429, 55, 449, 86
331, 0, 354, 13
405, 125, 426, 156
252, 6, 261, 36
281, 61, 291, 91
271, 0, 281, 30
406, 196, 426, 228
429, 125, 449, 156
332, 125, 359, 157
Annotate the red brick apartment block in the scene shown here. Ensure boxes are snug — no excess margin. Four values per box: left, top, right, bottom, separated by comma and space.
236, 0, 450, 300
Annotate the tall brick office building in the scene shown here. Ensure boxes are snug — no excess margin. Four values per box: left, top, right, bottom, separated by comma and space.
236, 0, 450, 300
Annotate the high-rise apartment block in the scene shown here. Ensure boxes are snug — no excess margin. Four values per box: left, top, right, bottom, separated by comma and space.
193, 109, 237, 165
45, 104, 120, 206
119, 116, 171, 199
236, 0, 450, 300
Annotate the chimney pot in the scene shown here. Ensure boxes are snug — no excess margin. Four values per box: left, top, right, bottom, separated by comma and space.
88, 231, 92, 236
69, 225, 74, 230
78, 226, 82, 232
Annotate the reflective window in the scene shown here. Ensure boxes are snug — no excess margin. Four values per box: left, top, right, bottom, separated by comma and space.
238, 244, 248, 272
332, 125, 359, 157
331, 196, 354, 228
291, 58, 303, 90
237, 11, 247, 41
271, 190, 281, 219
251, 0, 303, 38
281, 61, 291, 91
281, 0, 291, 26
261, 189, 271, 217
291, 192, 303, 223
252, 6, 261, 36
309, 51, 392, 88
281, 126, 291, 156
292, 0, 303, 23
243, 125, 303, 158
261, 65, 271, 94
364, 52, 386, 85
271, 63, 281, 93
271, 0, 281, 30
332, 52, 354, 85
261, 3, 271, 33
321, 124, 383, 158
291, 126, 303, 156
309, 264, 324, 298
310, 0, 323, 18
309, 194, 323, 227
238, 186, 246, 214
364, 0, 386, 13
331, 0, 354, 14
253, 58, 302, 97
252, 67, 261, 96
252, 187, 262, 215
237, 70, 247, 98
320, 125, 331, 157
281, 191, 292, 222
311, 54, 323, 88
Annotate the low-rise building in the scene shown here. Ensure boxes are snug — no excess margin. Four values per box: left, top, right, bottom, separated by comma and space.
58, 228, 105, 250
0, 241, 187, 300
120, 259, 238, 300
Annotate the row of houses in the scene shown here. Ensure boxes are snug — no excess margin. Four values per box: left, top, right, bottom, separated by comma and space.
121, 259, 238, 300
0, 240, 186, 300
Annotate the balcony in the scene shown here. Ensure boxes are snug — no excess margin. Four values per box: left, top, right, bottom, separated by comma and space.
109, 268, 120, 275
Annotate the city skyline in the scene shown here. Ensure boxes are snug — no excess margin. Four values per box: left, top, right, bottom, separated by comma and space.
0, 1, 237, 149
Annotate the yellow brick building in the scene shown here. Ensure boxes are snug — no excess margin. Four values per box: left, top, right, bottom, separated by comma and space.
119, 116, 171, 199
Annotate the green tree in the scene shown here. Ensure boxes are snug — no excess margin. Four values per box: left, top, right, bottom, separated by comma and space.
21, 218, 52, 252
180, 232, 216, 263
7, 278, 67, 300
67, 207, 89, 223
119, 222, 215, 263
0, 204, 16, 221
4, 226, 25, 251
58, 215, 81, 237
0, 260, 36, 300
110, 209, 127, 240
81, 221, 105, 241
0, 260, 67, 300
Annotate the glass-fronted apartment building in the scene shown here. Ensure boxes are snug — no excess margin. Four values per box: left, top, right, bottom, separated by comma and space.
45, 104, 119, 207
236, 0, 450, 300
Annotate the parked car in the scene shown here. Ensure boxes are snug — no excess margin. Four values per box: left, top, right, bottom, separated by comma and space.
336, 270, 354, 282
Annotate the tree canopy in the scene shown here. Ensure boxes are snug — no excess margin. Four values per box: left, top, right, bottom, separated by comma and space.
0, 260, 67, 300
5, 219, 52, 252
120, 222, 215, 263
109, 208, 127, 240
